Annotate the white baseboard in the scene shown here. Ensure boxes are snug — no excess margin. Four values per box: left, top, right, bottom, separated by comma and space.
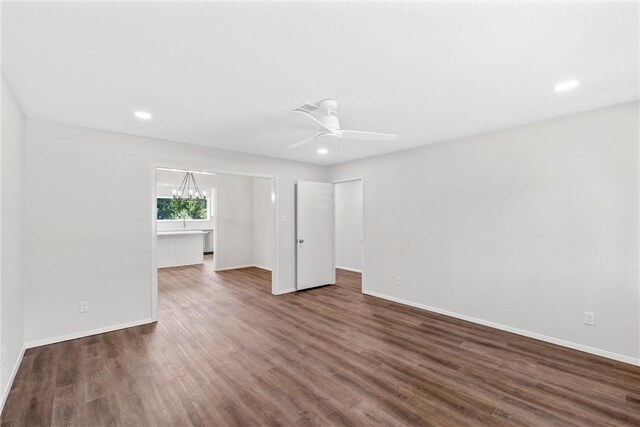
215, 264, 255, 272
363, 290, 640, 367
24, 318, 156, 349
274, 287, 296, 295
158, 260, 204, 268
336, 265, 362, 273
216, 264, 273, 272
1, 344, 26, 414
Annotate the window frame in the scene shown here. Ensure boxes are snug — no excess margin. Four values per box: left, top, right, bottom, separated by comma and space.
156, 196, 210, 222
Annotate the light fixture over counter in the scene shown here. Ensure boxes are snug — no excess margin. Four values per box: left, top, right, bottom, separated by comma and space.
173, 172, 206, 200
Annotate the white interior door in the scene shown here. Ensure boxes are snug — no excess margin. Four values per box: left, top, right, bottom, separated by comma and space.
296, 181, 335, 290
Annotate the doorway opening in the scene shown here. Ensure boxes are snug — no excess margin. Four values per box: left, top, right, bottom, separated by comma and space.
333, 178, 364, 290
152, 167, 277, 320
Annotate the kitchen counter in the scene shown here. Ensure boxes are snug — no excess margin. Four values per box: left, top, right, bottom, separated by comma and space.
157, 230, 209, 236
157, 229, 213, 268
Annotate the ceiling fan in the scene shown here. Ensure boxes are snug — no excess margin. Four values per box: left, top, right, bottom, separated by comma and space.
288, 99, 397, 149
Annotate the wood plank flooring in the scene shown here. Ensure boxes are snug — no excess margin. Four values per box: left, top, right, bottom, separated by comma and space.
2, 255, 639, 426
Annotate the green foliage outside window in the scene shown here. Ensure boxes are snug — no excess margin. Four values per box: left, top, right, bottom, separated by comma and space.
157, 198, 208, 220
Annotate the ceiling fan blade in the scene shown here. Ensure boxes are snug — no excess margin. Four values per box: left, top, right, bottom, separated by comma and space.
340, 130, 398, 141
287, 134, 318, 149
293, 111, 333, 133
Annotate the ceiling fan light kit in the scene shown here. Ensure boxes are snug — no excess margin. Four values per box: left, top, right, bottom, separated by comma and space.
288, 99, 397, 149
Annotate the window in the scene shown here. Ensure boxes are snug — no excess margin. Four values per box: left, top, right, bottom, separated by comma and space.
157, 198, 209, 221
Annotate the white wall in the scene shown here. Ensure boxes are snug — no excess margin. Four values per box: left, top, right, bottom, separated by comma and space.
253, 178, 275, 271
24, 119, 326, 345
15, 102, 639, 365
335, 180, 363, 272
329, 102, 640, 364
1, 75, 26, 406
215, 174, 254, 270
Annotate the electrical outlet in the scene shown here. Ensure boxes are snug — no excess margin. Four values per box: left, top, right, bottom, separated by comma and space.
584, 311, 595, 326
2, 348, 6, 366
79, 301, 89, 313
395, 275, 402, 286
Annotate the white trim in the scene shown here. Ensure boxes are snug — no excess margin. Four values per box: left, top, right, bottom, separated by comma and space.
336, 265, 362, 273
1, 345, 26, 414
331, 177, 363, 184
363, 290, 640, 367
331, 177, 365, 292
216, 264, 273, 272
151, 166, 158, 321
212, 187, 220, 272
274, 287, 296, 295
24, 318, 155, 349
271, 178, 280, 296
215, 264, 256, 271
158, 261, 204, 269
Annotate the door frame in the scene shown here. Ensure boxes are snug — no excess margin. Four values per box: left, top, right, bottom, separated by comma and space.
331, 177, 366, 293
151, 164, 280, 321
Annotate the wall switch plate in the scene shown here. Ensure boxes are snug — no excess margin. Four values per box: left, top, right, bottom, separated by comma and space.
80, 301, 89, 313
584, 312, 595, 326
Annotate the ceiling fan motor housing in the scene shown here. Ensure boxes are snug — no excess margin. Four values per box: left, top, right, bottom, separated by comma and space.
319, 114, 340, 131
318, 99, 338, 112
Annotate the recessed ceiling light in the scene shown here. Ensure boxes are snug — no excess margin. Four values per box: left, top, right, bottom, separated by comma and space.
553, 80, 579, 92
134, 111, 152, 120
317, 148, 328, 155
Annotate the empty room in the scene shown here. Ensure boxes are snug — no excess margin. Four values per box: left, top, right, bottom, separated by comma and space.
1, 1, 638, 426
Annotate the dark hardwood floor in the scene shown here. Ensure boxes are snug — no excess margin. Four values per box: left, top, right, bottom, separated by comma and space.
2, 255, 640, 426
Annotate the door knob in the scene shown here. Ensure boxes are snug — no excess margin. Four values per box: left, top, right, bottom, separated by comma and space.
298, 239, 304, 243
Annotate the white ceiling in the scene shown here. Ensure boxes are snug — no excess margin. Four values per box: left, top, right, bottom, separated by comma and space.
3, 2, 638, 166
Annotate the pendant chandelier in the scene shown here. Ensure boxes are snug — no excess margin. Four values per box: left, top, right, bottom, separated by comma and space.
172, 172, 207, 200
